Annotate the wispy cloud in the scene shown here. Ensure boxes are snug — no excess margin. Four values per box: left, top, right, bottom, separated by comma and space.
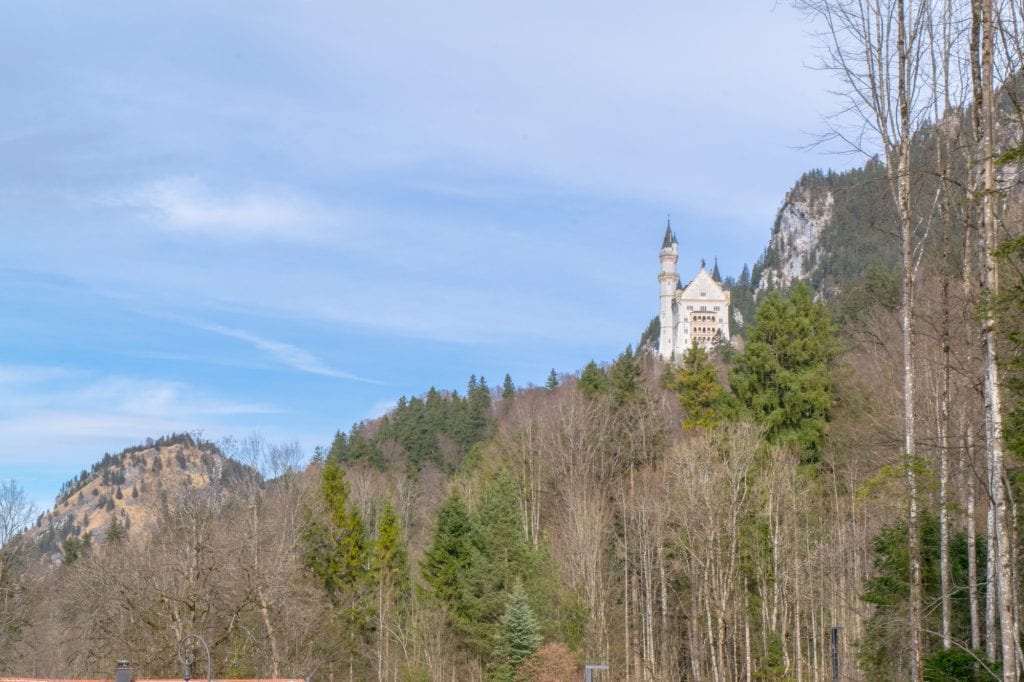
105, 177, 325, 239
196, 323, 379, 383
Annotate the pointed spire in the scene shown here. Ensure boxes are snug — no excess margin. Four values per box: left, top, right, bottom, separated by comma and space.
661, 216, 675, 249
712, 257, 721, 282
700, 257, 706, 270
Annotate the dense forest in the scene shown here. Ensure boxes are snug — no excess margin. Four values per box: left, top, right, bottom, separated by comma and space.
2, 1, 1024, 680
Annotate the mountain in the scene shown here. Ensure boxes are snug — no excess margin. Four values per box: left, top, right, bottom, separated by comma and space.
751, 160, 896, 300
32, 433, 254, 561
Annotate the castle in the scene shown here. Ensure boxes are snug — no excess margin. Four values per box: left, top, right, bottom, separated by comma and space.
658, 221, 730, 362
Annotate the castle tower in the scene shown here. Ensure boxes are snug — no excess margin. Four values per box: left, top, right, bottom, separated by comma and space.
658, 220, 679, 361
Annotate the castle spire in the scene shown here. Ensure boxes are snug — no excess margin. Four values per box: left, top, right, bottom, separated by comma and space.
661, 216, 676, 248
712, 257, 721, 282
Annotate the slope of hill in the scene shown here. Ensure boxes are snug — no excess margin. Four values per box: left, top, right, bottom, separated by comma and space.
33, 433, 254, 560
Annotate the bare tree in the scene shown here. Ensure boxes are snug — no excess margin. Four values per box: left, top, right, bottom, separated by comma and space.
793, 0, 935, 675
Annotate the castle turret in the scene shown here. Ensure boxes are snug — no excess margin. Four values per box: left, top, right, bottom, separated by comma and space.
658, 220, 679, 361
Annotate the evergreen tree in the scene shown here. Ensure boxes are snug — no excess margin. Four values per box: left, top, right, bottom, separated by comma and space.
421, 492, 473, 611
608, 345, 642, 407
667, 341, 738, 431
460, 473, 534, 655
502, 374, 516, 400
545, 369, 558, 390
106, 517, 126, 542
374, 502, 410, 601
578, 361, 607, 398
489, 582, 542, 682
860, 513, 990, 679
729, 282, 839, 459
303, 460, 370, 612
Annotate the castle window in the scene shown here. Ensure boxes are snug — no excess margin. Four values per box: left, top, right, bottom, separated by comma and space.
686, 305, 693, 311
714, 306, 720, 311
701, 291, 706, 297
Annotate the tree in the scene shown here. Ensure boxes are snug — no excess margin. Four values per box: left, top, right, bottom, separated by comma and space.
502, 374, 516, 400
791, 0, 940, 673
373, 502, 410, 682
545, 369, 558, 390
489, 582, 542, 682
303, 460, 370, 612
667, 341, 738, 432
578, 361, 607, 397
421, 492, 473, 612
730, 283, 838, 459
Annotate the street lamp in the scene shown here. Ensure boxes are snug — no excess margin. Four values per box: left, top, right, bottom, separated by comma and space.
177, 634, 213, 682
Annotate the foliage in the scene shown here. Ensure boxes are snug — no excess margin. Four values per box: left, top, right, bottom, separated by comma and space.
303, 461, 370, 616
859, 513, 987, 680
730, 282, 839, 459
488, 582, 542, 682
666, 341, 739, 431
328, 374, 494, 472
545, 369, 559, 390
502, 374, 516, 400
578, 361, 607, 397
995, 235, 1024, 457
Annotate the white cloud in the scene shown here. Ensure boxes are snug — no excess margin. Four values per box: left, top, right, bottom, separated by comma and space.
106, 177, 325, 239
196, 323, 379, 383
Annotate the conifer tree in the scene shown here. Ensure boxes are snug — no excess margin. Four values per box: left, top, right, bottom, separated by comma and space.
545, 369, 558, 390
668, 341, 738, 432
489, 582, 542, 682
730, 282, 838, 459
502, 374, 515, 400
303, 460, 370, 611
374, 502, 410, 681
578, 361, 607, 397
421, 492, 473, 611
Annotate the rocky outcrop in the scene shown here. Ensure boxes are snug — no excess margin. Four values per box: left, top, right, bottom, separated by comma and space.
756, 177, 834, 294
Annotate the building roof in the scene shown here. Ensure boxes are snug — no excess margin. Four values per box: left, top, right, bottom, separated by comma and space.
661, 219, 677, 248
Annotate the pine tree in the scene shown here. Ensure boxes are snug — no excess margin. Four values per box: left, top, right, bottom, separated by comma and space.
502, 374, 516, 400
545, 369, 558, 390
421, 492, 473, 610
578, 361, 607, 397
303, 460, 370, 610
730, 282, 839, 459
668, 341, 738, 432
489, 582, 543, 682
608, 345, 642, 407
374, 502, 410, 681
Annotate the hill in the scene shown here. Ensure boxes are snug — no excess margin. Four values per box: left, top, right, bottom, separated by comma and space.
32, 433, 255, 562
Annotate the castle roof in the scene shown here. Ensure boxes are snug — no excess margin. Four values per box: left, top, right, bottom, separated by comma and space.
661, 219, 677, 248
712, 257, 721, 282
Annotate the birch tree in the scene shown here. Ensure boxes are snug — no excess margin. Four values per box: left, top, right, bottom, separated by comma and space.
792, 0, 933, 675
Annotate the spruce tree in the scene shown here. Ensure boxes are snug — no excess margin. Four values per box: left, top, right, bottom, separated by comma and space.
489, 582, 542, 682
578, 361, 607, 397
729, 282, 839, 459
545, 369, 558, 390
303, 460, 370, 612
421, 492, 473, 611
668, 341, 737, 431
502, 374, 515, 400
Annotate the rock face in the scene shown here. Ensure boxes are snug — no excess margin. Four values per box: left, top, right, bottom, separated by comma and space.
756, 177, 834, 294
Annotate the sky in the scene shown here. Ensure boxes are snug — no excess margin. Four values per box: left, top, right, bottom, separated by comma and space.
0, 1, 860, 509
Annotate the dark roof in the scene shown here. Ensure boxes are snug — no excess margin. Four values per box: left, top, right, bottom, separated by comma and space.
661, 218, 677, 248
712, 257, 721, 282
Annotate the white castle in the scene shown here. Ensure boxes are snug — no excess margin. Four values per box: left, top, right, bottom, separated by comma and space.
658, 221, 730, 362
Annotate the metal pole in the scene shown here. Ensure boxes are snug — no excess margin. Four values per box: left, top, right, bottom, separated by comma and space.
585, 664, 609, 682
830, 626, 841, 682
178, 634, 213, 682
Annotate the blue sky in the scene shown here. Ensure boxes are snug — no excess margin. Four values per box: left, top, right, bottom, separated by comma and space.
1, 1, 856, 508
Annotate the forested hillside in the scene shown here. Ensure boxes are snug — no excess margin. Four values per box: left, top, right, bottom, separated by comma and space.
2, 2, 1024, 681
